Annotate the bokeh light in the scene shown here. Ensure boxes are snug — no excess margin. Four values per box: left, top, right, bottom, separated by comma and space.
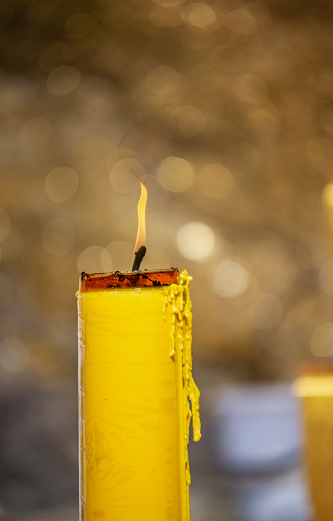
47, 66, 81, 96
234, 74, 268, 105
77, 245, 106, 273
181, 3, 218, 28
45, 167, 79, 203
223, 8, 257, 34
144, 65, 182, 97
177, 222, 215, 261
212, 259, 249, 298
156, 156, 194, 192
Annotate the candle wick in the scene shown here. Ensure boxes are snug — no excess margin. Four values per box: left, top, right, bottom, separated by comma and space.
132, 246, 147, 271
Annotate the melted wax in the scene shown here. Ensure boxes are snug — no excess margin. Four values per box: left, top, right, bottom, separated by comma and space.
164, 270, 201, 488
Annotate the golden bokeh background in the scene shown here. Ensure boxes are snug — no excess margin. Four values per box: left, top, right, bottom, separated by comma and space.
1, 0, 333, 518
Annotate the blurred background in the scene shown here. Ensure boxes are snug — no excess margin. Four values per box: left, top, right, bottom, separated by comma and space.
1, 0, 333, 519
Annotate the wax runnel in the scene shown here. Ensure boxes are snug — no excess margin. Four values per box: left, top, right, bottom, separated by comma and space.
164, 270, 202, 490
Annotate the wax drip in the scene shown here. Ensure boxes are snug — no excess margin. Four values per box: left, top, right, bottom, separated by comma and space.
163, 270, 201, 488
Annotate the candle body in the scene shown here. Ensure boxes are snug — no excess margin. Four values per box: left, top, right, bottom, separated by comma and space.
295, 371, 333, 521
77, 271, 200, 521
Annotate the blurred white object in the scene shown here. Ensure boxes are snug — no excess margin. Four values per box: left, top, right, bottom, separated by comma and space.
228, 470, 311, 521
211, 383, 313, 521
213, 383, 301, 473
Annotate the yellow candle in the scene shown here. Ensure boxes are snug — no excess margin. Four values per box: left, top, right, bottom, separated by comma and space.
77, 269, 201, 521
294, 368, 333, 521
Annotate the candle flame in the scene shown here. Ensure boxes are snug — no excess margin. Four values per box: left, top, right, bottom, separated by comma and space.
133, 181, 147, 255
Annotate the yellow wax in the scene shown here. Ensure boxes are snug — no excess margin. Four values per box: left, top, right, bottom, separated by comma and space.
77, 270, 200, 521
294, 372, 333, 521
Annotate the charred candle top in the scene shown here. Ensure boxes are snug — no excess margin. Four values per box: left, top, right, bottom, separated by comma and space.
79, 268, 179, 291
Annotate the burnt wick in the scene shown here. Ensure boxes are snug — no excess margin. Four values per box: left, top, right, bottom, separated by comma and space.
132, 246, 147, 271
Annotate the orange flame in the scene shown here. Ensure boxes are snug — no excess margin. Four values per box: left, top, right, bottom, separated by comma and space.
133, 181, 147, 254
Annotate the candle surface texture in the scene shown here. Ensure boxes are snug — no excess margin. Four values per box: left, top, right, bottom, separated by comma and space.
78, 269, 200, 521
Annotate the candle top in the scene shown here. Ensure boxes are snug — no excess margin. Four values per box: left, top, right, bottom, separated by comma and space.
79, 269, 179, 292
